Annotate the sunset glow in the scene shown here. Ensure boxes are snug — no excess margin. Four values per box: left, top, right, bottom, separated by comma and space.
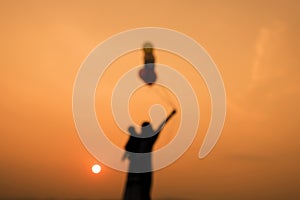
1, 1, 299, 200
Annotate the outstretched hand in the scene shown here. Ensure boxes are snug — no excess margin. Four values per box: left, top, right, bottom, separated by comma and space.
165, 109, 176, 123
171, 109, 176, 115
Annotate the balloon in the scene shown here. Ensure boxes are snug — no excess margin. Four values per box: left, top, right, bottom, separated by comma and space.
139, 67, 157, 85
139, 42, 157, 85
143, 42, 153, 53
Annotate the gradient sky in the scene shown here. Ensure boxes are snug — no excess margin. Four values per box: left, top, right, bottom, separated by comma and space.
1, 0, 300, 199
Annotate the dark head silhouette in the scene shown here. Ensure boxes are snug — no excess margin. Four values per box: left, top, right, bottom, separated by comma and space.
141, 121, 154, 137
142, 121, 150, 127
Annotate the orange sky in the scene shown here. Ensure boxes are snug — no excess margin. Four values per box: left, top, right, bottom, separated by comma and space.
1, 1, 300, 199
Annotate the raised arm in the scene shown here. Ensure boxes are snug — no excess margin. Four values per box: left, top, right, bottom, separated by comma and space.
155, 109, 176, 134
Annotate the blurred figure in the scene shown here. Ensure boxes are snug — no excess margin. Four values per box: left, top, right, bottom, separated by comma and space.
123, 109, 176, 200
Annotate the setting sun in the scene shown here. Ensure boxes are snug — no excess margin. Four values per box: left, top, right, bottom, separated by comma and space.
92, 164, 101, 174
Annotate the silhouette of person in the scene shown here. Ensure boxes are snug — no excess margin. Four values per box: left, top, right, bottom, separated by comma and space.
123, 109, 176, 200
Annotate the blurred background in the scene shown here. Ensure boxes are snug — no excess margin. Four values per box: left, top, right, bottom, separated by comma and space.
0, 0, 299, 199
